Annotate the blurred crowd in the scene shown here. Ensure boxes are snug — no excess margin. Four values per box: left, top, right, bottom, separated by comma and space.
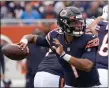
1, 1, 108, 19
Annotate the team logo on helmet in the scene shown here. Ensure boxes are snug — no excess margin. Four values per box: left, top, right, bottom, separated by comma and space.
60, 10, 67, 17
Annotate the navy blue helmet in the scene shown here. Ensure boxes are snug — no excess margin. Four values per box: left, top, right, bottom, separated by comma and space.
57, 6, 86, 37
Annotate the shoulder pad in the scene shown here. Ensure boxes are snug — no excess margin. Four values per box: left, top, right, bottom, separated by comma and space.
85, 36, 99, 48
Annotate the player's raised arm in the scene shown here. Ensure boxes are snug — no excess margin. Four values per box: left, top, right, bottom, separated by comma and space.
53, 38, 98, 72
18, 34, 38, 50
88, 5, 108, 36
88, 16, 103, 35
18, 34, 49, 50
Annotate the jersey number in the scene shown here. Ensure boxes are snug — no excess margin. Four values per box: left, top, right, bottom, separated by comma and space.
98, 33, 108, 56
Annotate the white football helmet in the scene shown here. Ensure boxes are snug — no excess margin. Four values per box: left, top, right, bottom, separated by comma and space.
101, 5, 108, 21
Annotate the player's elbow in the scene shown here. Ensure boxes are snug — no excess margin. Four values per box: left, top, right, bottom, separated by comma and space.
84, 60, 93, 72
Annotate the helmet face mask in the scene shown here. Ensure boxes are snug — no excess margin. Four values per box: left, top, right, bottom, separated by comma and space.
57, 6, 86, 37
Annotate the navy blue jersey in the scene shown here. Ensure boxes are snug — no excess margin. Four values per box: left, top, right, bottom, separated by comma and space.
37, 49, 64, 76
27, 44, 48, 74
96, 21, 108, 69
36, 31, 64, 76
36, 29, 100, 87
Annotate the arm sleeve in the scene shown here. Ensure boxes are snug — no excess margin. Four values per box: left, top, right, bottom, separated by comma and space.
35, 30, 59, 52
35, 35, 49, 47
82, 35, 99, 63
81, 47, 97, 63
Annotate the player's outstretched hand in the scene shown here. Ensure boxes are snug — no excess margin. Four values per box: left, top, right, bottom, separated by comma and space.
52, 39, 64, 56
17, 42, 29, 54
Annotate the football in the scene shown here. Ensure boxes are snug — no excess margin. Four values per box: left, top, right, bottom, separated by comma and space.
2, 44, 28, 61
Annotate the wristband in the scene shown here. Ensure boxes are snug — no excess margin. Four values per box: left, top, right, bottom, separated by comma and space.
60, 51, 71, 62
20, 39, 28, 44
63, 54, 72, 62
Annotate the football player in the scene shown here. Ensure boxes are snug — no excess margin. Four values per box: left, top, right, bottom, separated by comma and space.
18, 6, 100, 87
88, 5, 108, 87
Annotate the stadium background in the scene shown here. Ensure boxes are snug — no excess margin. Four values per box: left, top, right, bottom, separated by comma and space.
0, 1, 108, 87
